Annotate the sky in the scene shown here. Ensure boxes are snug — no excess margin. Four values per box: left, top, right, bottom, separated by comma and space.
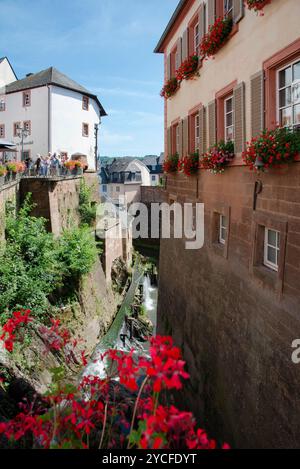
0, 0, 179, 157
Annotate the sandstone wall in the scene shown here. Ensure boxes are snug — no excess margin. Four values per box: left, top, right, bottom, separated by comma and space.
0, 180, 20, 241
157, 164, 300, 449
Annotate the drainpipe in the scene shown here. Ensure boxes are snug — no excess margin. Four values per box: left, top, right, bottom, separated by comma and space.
47, 85, 52, 153
95, 116, 101, 173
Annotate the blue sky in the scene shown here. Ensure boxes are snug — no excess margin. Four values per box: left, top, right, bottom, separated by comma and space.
0, 0, 179, 157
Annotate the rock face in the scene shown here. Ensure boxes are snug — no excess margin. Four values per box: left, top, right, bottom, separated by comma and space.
0, 257, 117, 415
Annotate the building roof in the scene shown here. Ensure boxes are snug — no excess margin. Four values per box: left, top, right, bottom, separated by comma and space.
5, 66, 107, 116
108, 157, 136, 173
154, 0, 190, 53
0, 58, 5, 64
143, 155, 159, 166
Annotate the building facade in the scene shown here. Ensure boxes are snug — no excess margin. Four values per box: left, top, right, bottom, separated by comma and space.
155, 0, 300, 448
0, 60, 106, 170
143, 154, 164, 186
100, 157, 151, 206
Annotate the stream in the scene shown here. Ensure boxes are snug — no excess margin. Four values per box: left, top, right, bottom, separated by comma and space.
83, 264, 158, 379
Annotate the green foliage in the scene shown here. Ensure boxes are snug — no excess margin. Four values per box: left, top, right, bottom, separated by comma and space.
78, 180, 97, 227
0, 195, 98, 320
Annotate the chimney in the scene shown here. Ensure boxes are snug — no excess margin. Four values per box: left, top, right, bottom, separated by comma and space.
26, 73, 34, 77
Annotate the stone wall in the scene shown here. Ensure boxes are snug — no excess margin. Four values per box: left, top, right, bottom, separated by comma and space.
0, 180, 20, 241
157, 164, 300, 449
20, 176, 82, 236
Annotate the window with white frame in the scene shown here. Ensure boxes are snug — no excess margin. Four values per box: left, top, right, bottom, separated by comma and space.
219, 215, 227, 245
224, 0, 233, 18
0, 97, 5, 111
0, 124, 5, 138
278, 60, 300, 130
195, 114, 200, 151
264, 228, 280, 271
23, 91, 31, 107
224, 95, 234, 142
194, 23, 200, 54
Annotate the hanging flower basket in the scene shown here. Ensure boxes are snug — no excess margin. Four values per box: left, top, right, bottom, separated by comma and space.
245, 0, 271, 13
242, 127, 300, 172
200, 17, 233, 59
163, 153, 179, 173
178, 152, 199, 176
176, 55, 199, 82
201, 140, 235, 174
64, 160, 83, 175
160, 77, 179, 99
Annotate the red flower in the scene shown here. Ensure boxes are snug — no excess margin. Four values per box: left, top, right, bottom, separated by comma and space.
176, 56, 199, 82
200, 17, 232, 59
160, 78, 179, 99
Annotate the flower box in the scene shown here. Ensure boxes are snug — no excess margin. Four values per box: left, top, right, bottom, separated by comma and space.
176, 55, 199, 82
163, 154, 179, 173
245, 0, 271, 13
200, 16, 233, 59
242, 127, 300, 172
201, 140, 235, 174
178, 152, 199, 176
160, 77, 179, 99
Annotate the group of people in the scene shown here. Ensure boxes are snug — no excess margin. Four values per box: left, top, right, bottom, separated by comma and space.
25, 152, 69, 177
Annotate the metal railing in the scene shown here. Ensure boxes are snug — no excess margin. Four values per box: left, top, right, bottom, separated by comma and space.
0, 167, 84, 190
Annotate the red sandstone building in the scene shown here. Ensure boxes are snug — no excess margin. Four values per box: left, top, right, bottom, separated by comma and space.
155, 0, 300, 448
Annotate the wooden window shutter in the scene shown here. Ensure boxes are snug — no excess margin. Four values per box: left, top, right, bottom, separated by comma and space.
179, 120, 184, 158
166, 54, 171, 80
199, 4, 205, 43
167, 127, 172, 156
233, 0, 244, 24
183, 117, 189, 157
199, 106, 207, 155
251, 71, 264, 137
177, 37, 182, 67
233, 82, 246, 153
208, 100, 216, 147
207, 0, 216, 28
182, 29, 189, 61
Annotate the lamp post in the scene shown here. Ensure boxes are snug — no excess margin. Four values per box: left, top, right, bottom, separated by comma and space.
16, 124, 29, 161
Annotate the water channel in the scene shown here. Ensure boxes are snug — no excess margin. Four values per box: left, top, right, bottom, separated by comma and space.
83, 262, 158, 379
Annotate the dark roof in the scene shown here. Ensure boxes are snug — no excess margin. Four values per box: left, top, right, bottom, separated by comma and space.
108, 157, 136, 173
5, 67, 106, 116
143, 155, 159, 166
154, 0, 187, 53
0, 57, 5, 64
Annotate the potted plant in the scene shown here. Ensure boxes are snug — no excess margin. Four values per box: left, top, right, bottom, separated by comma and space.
73, 160, 84, 175
199, 16, 233, 59
242, 127, 300, 172
6, 162, 18, 181
0, 165, 7, 187
163, 153, 179, 173
160, 77, 179, 99
178, 152, 199, 176
201, 140, 235, 174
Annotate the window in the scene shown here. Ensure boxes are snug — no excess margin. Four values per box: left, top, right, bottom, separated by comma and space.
13, 122, 21, 137
23, 91, 31, 107
171, 46, 178, 76
176, 124, 180, 154
175, 48, 180, 71
116, 186, 120, 193
0, 97, 5, 111
152, 175, 156, 181
82, 96, 89, 111
82, 123, 89, 137
195, 114, 200, 150
219, 215, 227, 245
102, 185, 107, 193
194, 23, 200, 55
224, 95, 234, 142
264, 228, 280, 271
0, 124, 5, 138
224, 0, 233, 18
278, 60, 300, 129
23, 120, 31, 135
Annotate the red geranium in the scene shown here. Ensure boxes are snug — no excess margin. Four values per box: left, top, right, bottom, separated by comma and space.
245, 0, 271, 13
163, 153, 179, 173
176, 55, 199, 82
242, 127, 300, 172
201, 140, 235, 174
160, 77, 179, 99
200, 16, 232, 59
178, 152, 199, 176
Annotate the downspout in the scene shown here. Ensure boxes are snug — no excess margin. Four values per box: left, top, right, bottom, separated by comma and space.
47, 85, 52, 153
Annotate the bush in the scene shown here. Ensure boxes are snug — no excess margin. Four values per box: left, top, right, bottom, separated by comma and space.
78, 180, 97, 227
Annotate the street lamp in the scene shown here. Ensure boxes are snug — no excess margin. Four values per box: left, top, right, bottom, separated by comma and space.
16, 123, 29, 161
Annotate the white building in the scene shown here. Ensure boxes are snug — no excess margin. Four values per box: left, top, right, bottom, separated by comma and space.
0, 57, 106, 170
100, 157, 151, 206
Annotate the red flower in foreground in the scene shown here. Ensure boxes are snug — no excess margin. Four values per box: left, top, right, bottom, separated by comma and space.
0, 310, 33, 352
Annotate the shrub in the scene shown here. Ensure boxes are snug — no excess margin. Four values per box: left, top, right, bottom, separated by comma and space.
0, 165, 7, 177
242, 127, 300, 171
78, 179, 97, 227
